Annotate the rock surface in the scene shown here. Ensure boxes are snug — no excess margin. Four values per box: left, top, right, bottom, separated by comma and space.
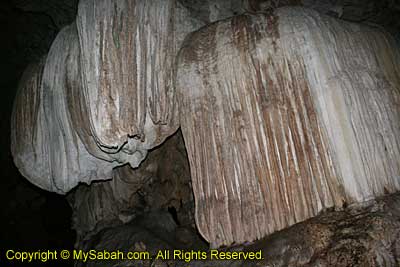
68, 131, 195, 247
10, 0, 266, 194
11, 0, 197, 193
242, 192, 400, 267
75, 192, 400, 267
9, 0, 400, 260
177, 7, 400, 247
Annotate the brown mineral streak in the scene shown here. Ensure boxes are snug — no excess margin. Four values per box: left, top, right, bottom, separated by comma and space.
178, 11, 347, 247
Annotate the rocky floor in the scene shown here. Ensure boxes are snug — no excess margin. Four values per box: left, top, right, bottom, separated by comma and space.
77, 192, 400, 267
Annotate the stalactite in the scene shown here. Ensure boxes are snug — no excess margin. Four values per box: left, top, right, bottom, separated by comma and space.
11, 57, 48, 189
11, 0, 202, 193
177, 7, 400, 247
75, 0, 190, 162
11, 24, 119, 193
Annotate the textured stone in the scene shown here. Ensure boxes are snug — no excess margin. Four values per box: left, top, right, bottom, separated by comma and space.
73, 193, 400, 267
10, 0, 256, 193
68, 131, 195, 246
177, 7, 400, 247
75, 210, 207, 267
11, 0, 199, 193
11, 24, 120, 193
241, 193, 400, 267
10, 0, 400, 254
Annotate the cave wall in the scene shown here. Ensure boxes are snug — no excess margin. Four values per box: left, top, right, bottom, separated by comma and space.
4, 1, 398, 258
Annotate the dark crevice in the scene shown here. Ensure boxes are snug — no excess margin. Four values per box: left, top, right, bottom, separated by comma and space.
168, 206, 180, 226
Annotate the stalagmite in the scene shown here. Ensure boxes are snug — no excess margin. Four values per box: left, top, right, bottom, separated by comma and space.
177, 7, 400, 247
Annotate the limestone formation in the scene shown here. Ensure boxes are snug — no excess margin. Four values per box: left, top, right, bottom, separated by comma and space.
11, 0, 201, 193
10, 0, 251, 194
68, 132, 194, 246
72, 193, 400, 267
177, 7, 400, 247
11, 0, 400, 251
11, 24, 120, 193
